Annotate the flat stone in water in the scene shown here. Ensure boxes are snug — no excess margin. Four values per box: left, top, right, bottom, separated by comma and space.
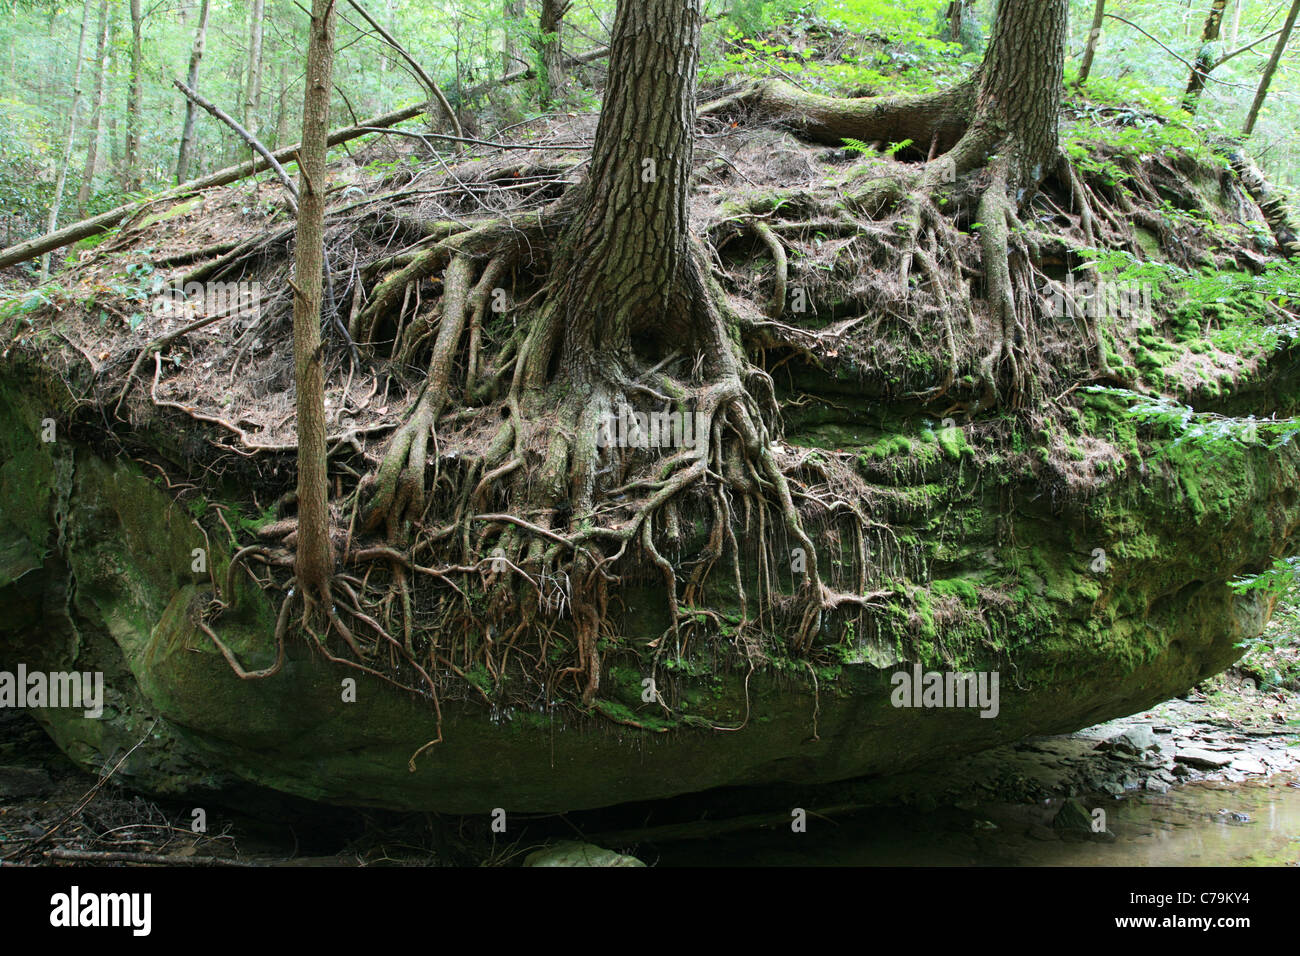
1176, 747, 1234, 769
1231, 755, 1268, 774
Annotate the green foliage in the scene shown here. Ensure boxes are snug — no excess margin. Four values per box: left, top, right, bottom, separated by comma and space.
1232, 555, 1300, 600
1087, 387, 1300, 456
722, 0, 812, 36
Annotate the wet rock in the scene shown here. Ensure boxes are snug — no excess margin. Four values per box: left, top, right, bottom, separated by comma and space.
523, 841, 645, 867
1144, 776, 1169, 793
1052, 798, 1095, 833
1214, 809, 1251, 824
1100, 725, 1157, 755
1229, 755, 1267, 774
0, 765, 52, 797
1176, 748, 1233, 769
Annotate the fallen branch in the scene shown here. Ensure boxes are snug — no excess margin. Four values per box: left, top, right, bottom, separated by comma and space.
464, 46, 610, 101
0, 100, 428, 270
45, 847, 252, 866
346, 0, 463, 142
172, 78, 299, 214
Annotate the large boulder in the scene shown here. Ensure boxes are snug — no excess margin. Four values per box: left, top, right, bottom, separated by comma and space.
3, 351, 1299, 813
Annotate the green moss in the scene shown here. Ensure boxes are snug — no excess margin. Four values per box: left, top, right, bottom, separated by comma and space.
931, 577, 979, 607
936, 425, 970, 461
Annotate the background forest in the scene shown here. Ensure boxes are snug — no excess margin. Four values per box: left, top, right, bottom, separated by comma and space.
5, 0, 1300, 257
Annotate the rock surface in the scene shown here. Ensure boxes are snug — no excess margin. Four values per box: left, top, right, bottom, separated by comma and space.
2, 345, 1300, 812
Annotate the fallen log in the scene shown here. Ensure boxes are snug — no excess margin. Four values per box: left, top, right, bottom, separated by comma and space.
0, 100, 427, 270
0, 48, 613, 272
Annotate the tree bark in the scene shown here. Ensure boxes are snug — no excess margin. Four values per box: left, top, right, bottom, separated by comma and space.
554, 0, 701, 371
125, 0, 143, 190
76, 0, 111, 213
1078, 0, 1106, 85
1185, 0, 1228, 113
175, 0, 211, 184
275, 59, 292, 147
946, 1, 965, 42
244, 0, 266, 135
537, 0, 569, 107
41, 0, 93, 280
292, 0, 338, 607
502, 0, 524, 76
964, 0, 1068, 188
1243, 0, 1300, 135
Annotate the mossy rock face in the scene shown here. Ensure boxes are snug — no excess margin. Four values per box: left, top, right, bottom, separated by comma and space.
1, 368, 1299, 813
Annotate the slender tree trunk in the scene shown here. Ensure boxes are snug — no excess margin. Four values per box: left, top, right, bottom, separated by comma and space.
946, 1, 965, 42
292, 0, 338, 607
245, 0, 266, 134
125, 0, 143, 190
502, 0, 524, 76
1185, 0, 1228, 112
1078, 0, 1106, 85
537, 0, 568, 108
555, 0, 700, 370
41, 0, 93, 280
76, 0, 111, 213
1243, 0, 1300, 135
275, 59, 292, 147
176, 0, 211, 184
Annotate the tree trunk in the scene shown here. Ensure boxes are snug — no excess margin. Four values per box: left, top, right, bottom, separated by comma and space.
1184, 0, 1228, 113
946, 1, 965, 42
292, 0, 339, 608
537, 0, 568, 107
40, 0, 93, 280
175, 0, 211, 184
125, 0, 143, 191
275, 59, 292, 147
1078, 0, 1106, 85
1243, 0, 1300, 135
245, 0, 266, 135
951, 0, 1067, 189
553, 0, 701, 372
502, 0, 524, 76
76, 0, 111, 213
